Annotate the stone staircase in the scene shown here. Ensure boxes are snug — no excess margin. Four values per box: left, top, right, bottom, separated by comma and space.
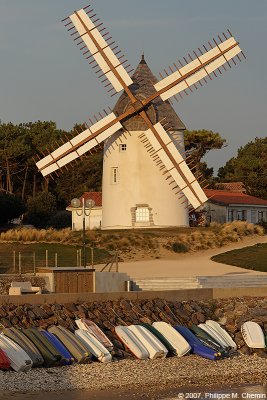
132, 274, 267, 291
132, 277, 200, 291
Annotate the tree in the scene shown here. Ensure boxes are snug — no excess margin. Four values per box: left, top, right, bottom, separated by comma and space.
54, 153, 103, 205
184, 130, 226, 183
217, 137, 267, 199
0, 121, 66, 199
0, 193, 26, 225
26, 192, 57, 228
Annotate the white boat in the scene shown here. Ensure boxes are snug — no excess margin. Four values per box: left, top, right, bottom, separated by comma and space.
0, 334, 32, 372
198, 323, 230, 349
241, 321, 266, 349
75, 319, 113, 351
128, 325, 168, 359
115, 326, 149, 360
75, 329, 112, 363
205, 320, 237, 350
152, 322, 191, 357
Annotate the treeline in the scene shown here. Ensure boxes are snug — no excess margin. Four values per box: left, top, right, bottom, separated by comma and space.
0, 121, 102, 227
0, 121, 103, 203
1, 119, 265, 227
217, 137, 267, 200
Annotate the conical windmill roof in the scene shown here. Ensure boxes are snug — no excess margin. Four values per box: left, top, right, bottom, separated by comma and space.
113, 55, 186, 131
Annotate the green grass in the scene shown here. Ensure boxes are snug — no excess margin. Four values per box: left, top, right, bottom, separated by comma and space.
211, 243, 267, 272
0, 242, 111, 274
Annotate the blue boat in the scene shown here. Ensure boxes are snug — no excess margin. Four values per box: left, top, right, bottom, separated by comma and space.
174, 325, 222, 361
41, 330, 74, 365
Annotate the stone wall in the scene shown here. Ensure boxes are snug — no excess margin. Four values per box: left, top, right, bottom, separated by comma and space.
0, 296, 267, 359
0, 276, 47, 295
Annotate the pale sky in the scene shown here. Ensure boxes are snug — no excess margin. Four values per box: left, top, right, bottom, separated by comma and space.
0, 1, 266, 173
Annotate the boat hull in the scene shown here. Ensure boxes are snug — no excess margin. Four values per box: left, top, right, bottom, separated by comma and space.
75, 329, 112, 363
241, 321, 265, 349
0, 334, 32, 372
128, 325, 168, 359
152, 322, 191, 357
115, 326, 149, 360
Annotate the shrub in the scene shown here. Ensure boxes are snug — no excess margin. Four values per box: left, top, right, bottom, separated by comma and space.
27, 192, 57, 228
0, 193, 25, 224
171, 242, 188, 253
49, 211, 72, 229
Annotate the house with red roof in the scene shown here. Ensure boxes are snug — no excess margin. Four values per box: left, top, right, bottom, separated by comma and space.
66, 192, 102, 230
203, 189, 267, 224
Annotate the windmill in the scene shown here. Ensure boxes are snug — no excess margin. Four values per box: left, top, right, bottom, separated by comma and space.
35, 4, 245, 230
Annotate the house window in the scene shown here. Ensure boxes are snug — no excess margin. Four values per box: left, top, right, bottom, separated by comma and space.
228, 209, 234, 222
136, 207, 149, 222
119, 144, 127, 152
251, 210, 257, 224
237, 210, 247, 221
111, 167, 119, 184
258, 211, 267, 222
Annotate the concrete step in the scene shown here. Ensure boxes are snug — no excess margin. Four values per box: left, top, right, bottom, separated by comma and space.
198, 275, 267, 288
132, 277, 201, 291
131, 274, 267, 291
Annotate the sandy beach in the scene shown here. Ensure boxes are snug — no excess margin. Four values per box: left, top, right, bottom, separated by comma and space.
0, 354, 266, 396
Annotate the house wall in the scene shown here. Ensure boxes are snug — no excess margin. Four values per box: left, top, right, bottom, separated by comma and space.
227, 205, 267, 223
206, 203, 227, 223
71, 208, 102, 231
206, 202, 267, 224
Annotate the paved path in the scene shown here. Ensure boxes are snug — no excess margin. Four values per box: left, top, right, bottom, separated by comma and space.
119, 235, 267, 279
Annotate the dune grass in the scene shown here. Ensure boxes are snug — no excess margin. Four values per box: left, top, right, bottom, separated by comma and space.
0, 221, 264, 262
211, 243, 267, 272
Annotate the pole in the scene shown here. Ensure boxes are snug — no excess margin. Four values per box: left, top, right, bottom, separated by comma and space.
13, 251, 16, 274
33, 252, 36, 275
55, 253, 58, 268
18, 252, 21, 276
79, 249, 82, 267
82, 198, 86, 268
116, 250, 119, 272
91, 247, 94, 268
76, 250, 79, 267
46, 250, 48, 268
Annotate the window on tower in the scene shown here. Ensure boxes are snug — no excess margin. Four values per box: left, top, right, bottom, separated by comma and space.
119, 144, 127, 152
135, 207, 149, 222
111, 167, 119, 184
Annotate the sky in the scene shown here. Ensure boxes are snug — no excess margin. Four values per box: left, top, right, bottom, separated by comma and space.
0, 0, 266, 174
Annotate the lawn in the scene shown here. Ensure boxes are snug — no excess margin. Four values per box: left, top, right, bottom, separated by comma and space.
211, 243, 267, 272
0, 242, 111, 274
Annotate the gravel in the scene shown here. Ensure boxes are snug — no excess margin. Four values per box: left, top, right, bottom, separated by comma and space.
0, 353, 266, 392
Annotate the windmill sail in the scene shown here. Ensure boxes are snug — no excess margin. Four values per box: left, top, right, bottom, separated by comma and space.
67, 8, 133, 93
141, 122, 208, 209
36, 113, 123, 177
154, 36, 242, 101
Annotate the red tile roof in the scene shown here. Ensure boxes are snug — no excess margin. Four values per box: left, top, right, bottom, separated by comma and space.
80, 192, 102, 207
216, 182, 246, 193
205, 189, 267, 206
67, 192, 102, 208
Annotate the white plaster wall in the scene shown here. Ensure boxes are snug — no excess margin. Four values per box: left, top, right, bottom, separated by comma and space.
102, 130, 189, 229
71, 208, 102, 231
206, 203, 227, 223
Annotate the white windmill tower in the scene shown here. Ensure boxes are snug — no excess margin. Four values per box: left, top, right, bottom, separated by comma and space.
34, 5, 245, 230
102, 55, 188, 229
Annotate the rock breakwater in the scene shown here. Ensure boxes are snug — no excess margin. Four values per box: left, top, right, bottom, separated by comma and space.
0, 296, 267, 358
